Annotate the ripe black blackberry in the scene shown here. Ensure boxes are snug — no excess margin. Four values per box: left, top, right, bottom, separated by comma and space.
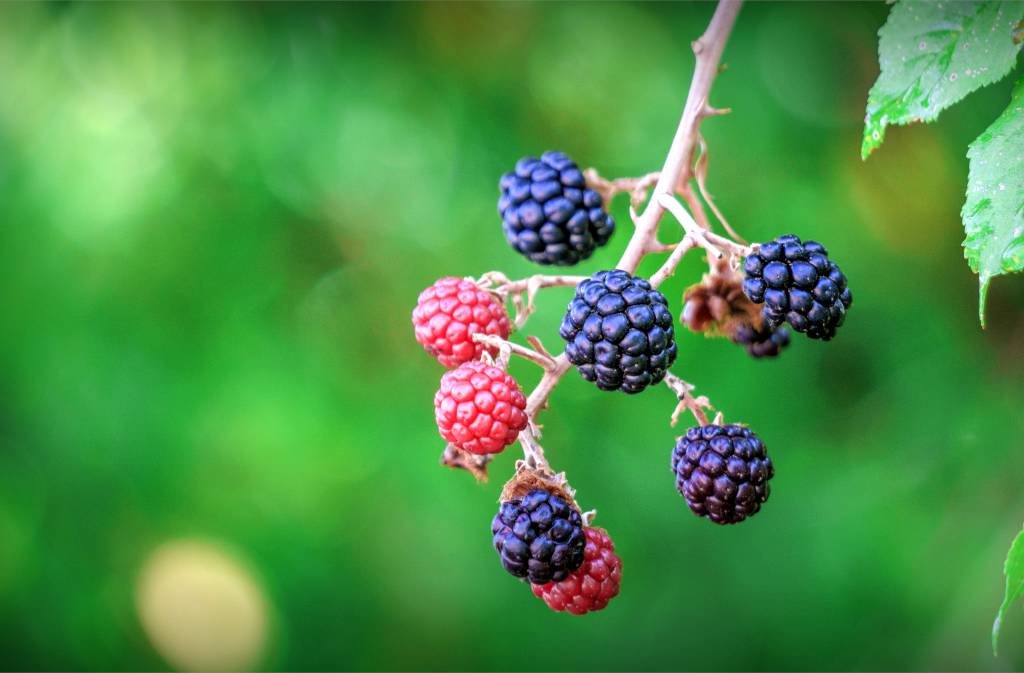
559, 269, 677, 394
733, 322, 790, 358
491, 489, 586, 584
741, 234, 852, 340
671, 424, 773, 525
498, 151, 615, 266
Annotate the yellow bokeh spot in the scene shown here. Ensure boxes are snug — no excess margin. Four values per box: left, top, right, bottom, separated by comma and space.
136, 540, 270, 672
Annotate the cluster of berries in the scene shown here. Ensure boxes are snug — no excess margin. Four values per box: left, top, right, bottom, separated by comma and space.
682, 234, 852, 356
412, 150, 853, 613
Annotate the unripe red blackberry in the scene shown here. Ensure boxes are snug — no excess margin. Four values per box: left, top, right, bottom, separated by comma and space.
435, 361, 528, 455
412, 277, 511, 367
671, 424, 773, 525
531, 526, 622, 615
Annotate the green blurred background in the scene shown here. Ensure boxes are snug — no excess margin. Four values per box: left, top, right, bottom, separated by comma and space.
2, 1, 1024, 670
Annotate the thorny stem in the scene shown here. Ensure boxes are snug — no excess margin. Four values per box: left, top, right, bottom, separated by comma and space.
469, 0, 744, 488
615, 0, 743, 276
522, 0, 742, 421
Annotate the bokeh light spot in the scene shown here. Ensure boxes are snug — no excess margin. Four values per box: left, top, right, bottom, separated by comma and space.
136, 540, 270, 672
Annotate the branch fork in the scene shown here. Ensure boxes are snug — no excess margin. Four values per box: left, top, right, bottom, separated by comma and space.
664, 372, 715, 428
472, 333, 557, 371
445, 1, 745, 506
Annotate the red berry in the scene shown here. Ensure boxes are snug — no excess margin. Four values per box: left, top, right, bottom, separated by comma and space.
434, 361, 528, 455
531, 527, 622, 615
413, 277, 511, 368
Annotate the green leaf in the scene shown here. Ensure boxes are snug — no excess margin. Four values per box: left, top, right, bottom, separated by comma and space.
962, 77, 1024, 325
862, 1, 1024, 159
994, 525, 1024, 656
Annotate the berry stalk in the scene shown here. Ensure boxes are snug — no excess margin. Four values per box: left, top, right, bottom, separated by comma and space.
521, 0, 744, 427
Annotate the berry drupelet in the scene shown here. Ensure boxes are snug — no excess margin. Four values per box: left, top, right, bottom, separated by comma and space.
492, 489, 586, 584
741, 234, 852, 341
559, 269, 677, 394
671, 424, 774, 525
498, 151, 615, 266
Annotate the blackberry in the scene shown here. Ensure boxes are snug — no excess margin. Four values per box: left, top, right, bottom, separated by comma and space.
741, 234, 852, 340
498, 151, 615, 266
492, 489, 586, 584
732, 322, 790, 358
559, 270, 677, 394
531, 526, 622, 615
671, 424, 773, 525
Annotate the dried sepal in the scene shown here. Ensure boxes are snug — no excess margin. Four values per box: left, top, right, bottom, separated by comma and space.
440, 443, 491, 482
681, 265, 760, 337
499, 459, 580, 513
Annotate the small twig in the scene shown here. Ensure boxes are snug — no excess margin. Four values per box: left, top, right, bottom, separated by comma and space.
658, 193, 725, 259
480, 272, 587, 330
525, 335, 555, 361
658, 193, 751, 258
680, 183, 714, 231
585, 168, 661, 210
650, 236, 697, 288
441, 444, 492, 482
473, 333, 557, 371
664, 372, 715, 427
518, 420, 552, 473
694, 135, 746, 244
493, 273, 588, 295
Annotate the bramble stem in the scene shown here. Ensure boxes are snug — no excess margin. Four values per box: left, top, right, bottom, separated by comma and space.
480, 272, 588, 329
521, 0, 742, 422
488, 273, 589, 294
615, 0, 743, 276
517, 421, 551, 472
479, 0, 744, 490
658, 193, 751, 259
524, 355, 572, 418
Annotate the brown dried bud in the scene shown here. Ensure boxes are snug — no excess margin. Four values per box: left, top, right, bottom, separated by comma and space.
499, 460, 580, 513
440, 444, 492, 482
681, 269, 761, 338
